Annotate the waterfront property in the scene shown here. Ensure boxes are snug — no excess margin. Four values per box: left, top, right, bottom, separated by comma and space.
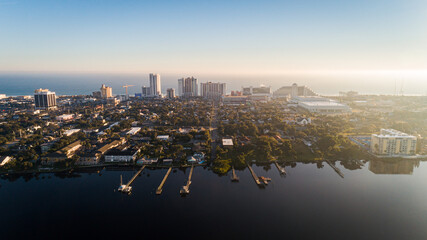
41, 141, 82, 165
104, 146, 139, 163
371, 129, 418, 157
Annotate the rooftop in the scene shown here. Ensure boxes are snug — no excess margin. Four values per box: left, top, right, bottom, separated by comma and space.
222, 138, 233, 146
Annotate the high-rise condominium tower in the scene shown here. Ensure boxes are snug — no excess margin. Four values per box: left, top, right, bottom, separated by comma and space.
100, 84, 113, 98
167, 88, 176, 99
34, 88, 57, 110
200, 82, 226, 99
149, 73, 161, 96
178, 77, 198, 97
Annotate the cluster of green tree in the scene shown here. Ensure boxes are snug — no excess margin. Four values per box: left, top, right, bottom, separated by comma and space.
119, 99, 213, 127
212, 136, 298, 174
218, 121, 259, 136
74, 118, 105, 129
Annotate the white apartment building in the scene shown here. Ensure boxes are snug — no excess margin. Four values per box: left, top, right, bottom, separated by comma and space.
149, 73, 161, 96
371, 129, 417, 156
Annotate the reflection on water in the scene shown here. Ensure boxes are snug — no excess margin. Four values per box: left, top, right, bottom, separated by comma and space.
369, 159, 420, 175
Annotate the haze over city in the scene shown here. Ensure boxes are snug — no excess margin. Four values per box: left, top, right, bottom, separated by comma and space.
1, 1, 427, 240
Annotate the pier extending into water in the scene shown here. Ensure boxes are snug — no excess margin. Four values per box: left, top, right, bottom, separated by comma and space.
156, 167, 172, 195
325, 160, 344, 178
118, 165, 146, 193
231, 166, 239, 182
247, 164, 261, 185
180, 165, 194, 195
274, 161, 286, 175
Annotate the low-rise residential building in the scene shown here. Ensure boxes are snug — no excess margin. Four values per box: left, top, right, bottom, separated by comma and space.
126, 127, 141, 135
104, 146, 139, 163
63, 129, 81, 137
56, 114, 74, 122
156, 135, 170, 141
42, 141, 82, 164
96, 139, 126, 155
222, 138, 233, 147
296, 117, 312, 125
77, 152, 101, 165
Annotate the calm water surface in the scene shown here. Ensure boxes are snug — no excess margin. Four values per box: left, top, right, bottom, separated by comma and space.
1, 160, 427, 240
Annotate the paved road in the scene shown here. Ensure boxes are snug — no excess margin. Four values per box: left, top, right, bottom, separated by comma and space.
210, 102, 219, 161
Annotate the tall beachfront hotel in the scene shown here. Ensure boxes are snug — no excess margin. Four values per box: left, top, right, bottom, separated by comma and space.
149, 73, 161, 96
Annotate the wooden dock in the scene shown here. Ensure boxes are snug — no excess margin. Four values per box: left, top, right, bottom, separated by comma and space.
274, 161, 286, 175
231, 166, 239, 182
156, 167, 172, 195
180, 165, 194, 195
325, 160, 344, 178
118, 165, 146, 193
126, 165, 146, 187
247, 164, 261, 185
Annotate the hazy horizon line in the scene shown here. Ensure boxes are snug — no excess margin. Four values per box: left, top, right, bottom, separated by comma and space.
1, 69, 427, 77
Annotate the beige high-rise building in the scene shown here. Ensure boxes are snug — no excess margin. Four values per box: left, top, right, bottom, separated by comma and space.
100, 84, 113, 98
167, 88, 175, 99
371, 129, 417, 156
178, 77, 198, 97
200, 82, 226, 99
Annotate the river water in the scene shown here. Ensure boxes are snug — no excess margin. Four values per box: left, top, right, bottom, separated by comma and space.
1, 160, 427, 240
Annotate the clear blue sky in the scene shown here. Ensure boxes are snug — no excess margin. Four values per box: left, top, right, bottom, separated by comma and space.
1, 0, 426, 75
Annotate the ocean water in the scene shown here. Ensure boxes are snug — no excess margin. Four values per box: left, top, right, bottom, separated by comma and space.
0, 72, 426, 96
1, 160, 427, 240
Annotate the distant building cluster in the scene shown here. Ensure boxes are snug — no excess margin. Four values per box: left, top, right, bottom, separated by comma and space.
241, 85, 272, 102
30, 79, 353, 115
